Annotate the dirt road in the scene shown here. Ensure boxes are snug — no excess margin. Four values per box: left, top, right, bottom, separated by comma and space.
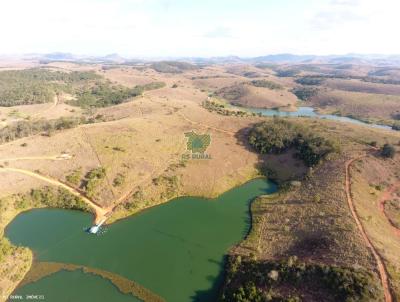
345, 155, 393, 302
0, 167, 110, 224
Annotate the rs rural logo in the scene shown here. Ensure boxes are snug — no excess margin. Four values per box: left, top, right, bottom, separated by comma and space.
182, 131, 212, 160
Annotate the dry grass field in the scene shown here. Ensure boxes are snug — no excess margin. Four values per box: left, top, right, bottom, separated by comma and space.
350, 154, 400, 300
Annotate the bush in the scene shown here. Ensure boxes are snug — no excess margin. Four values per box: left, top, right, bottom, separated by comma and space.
84, 167, 106, 197
66, 168, 82, 185
381, 144, 396, 158
113, 173, 125, 187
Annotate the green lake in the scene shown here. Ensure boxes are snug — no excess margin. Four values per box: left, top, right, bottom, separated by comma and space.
6, 178, 276, 302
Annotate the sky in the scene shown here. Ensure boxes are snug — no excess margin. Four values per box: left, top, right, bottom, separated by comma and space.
0, 0, 399, 57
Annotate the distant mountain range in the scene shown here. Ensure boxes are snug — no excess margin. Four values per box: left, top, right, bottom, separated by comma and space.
16, 52, 400, 66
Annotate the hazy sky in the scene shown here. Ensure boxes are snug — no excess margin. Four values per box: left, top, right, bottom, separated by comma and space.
1, 0, 399, 57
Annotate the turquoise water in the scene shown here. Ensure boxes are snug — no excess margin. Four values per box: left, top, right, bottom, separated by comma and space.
6, 178, 277, 302
247, 106, 393, 130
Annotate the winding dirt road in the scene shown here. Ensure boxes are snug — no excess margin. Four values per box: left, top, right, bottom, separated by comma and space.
345, 155, 393, 302
0, 163, 111, 224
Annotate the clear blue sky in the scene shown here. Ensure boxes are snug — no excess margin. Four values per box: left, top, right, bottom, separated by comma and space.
0, 0, 398, 57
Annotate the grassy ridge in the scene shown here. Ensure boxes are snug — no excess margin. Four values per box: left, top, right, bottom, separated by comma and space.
219, 118, 394, 301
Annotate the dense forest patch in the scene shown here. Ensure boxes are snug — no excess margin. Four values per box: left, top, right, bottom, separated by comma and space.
0, 68, 165, 108
248, 80, 283, 90
248, 118, 339, 167
0, 69, 99, 106
295, 77, 324, 86
291, 87, 319, 101
69, 81, 165, 108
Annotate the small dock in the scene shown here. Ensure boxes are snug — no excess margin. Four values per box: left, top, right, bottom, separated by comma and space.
89, 218, 107, 234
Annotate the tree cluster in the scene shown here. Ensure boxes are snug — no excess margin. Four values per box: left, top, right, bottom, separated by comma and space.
221, 256, 380, 302
291, 87, 319, 101
248, 119, 339, 167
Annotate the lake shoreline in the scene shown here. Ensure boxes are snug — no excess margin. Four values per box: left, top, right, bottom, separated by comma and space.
3, 176, 276, 302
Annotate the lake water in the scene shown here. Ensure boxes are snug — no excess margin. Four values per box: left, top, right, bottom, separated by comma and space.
6, 178, 277, 302
247, 106, 393, 130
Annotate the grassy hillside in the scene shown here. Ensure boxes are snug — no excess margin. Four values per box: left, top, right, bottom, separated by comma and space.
221, 118, 400, 301
309, 89, 400, 126
151, 61, 198, 73
216, 82, 298, 109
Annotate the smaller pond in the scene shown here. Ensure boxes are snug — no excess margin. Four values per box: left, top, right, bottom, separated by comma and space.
247, 106, 393, 130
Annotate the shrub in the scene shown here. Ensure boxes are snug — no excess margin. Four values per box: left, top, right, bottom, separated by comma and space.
66, 168, 82, 185
381, 144, 396, 158
113, 173, 125, 187
84, 167, 106, 197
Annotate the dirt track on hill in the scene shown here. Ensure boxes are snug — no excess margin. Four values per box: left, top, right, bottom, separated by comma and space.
345, 154, 393, 302
0, 166, 110, 224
